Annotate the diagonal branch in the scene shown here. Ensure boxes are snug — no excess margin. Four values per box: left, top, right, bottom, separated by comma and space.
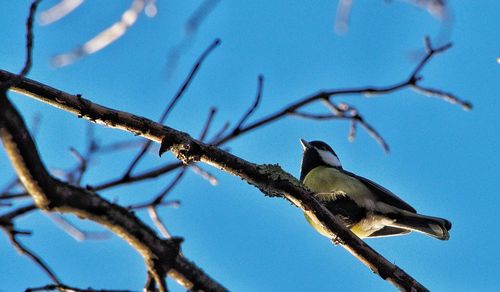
122, 38, 220, 178
0, 69, 431, 290
0, 90, 226, 292
0, 204, 61, 285
0, 38, 472, 291
51, 0, 148, 67
0, 39, 472, 193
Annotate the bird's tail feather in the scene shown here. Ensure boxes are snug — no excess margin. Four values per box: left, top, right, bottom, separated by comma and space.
387, 211, 452, 240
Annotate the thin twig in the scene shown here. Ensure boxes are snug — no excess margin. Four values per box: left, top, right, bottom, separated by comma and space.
233, 75, 264, 132
94, 161, 183, 191
148, 206, 172, 238
411, 84, 472, 110
39, 0, 84, 25
165, 0, 220, 78
26, 284, 132, 292
185, 0, 220, 35
0, 91, 225, 291
199, 107, 217, 142
0, 177, 21, 194
0, 205, 60, 285
322, 100, 389, 152
19, 0, 42, 78
188, 164, 218, 186
48, 213, 109, 241
2, 38, 472, 193
153, 169, 187, 206
0, 192, 30, 200
68, 147, 87, 185
122, 38, 221, 178
0, 204, 37, 220
4, 230, 61, 284
51, 0, 148, 67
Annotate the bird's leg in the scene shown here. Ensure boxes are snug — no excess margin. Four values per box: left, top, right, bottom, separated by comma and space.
331, 235, 344, 246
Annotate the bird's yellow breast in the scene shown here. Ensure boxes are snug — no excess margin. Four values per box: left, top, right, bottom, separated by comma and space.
302, 166, 376, 238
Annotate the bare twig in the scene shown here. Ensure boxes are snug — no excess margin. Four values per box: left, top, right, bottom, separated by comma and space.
160, 39, 221, 125
0, 205, 60, 285
165, 0, 220, 78
26, 284, 131, 292
52, 0, 148, 67
153, 169, 187, 205
19, 0, 42, 78
0, 90, 226, 291
0, 204, 37, 221
199, 107, 217, 142
214, 38, 470, 150
335, 0, 448, 35
188, 164, 218, 186
68, 147, 87, 185
185, 0, 220, 35
1, 36, 467, 289
1, 38, 472, 193
148, 206, 172, 238
1, 177, 21, 195
334, 0, 353, 34
48, 213, 109, 241
4, 229, 61, 284
323, 100, 389, 152
233, 75, 264, 132
122, 38, 221, 178
39, 0, 84, 25
0, 192, 30, 200
94, 161, 184, 191
411, 84, 472, 110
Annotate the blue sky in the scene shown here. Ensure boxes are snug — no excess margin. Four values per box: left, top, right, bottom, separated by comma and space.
1, 1, 499, 291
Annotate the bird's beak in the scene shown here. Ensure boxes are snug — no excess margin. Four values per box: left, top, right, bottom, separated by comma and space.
300, 139, 311, 151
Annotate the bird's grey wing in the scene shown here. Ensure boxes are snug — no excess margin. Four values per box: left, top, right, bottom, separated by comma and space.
368, 227, 411, 238
341, 170, 417, 213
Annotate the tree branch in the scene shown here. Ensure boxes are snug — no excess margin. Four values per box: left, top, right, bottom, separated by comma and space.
0, 90, 226, 291
123, 38, 220, 178
0, 70, 430, 290
0, 38, 471, 291
0, 204, 61, 285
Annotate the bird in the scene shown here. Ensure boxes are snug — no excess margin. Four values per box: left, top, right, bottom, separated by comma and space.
299, 139, 451, 240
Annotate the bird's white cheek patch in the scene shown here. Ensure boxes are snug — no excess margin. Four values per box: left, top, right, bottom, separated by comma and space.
317, 149, 341, 168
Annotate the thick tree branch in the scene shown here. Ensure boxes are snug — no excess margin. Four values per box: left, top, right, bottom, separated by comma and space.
0, 91, 226, 291
0, 39, 471, 291
0, 72, 433, 291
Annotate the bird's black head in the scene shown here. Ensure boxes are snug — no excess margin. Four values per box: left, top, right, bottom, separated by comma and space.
299, 139, 342, 181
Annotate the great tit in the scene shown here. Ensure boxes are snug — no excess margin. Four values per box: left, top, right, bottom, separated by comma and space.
300, 139, 451, 240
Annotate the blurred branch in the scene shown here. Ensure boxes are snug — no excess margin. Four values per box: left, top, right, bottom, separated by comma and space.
165, 0, 220, 78
48, 213, 110, 241
185, 0, 220, 35
39, 0, 84, 25
52, 0, 149, 67
335, 0, 449, 35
